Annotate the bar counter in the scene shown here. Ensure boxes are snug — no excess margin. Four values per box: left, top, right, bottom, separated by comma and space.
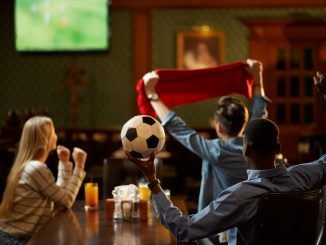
28, 197, 195, 245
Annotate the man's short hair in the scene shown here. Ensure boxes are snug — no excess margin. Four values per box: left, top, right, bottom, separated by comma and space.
244, 118, 280, 154
214, 96, 248, 136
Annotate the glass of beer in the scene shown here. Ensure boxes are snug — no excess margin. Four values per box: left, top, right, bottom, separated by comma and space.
84, 182, 99, 211
138, 182, 150, 201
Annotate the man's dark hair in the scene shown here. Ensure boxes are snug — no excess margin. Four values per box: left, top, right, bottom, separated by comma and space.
214, 96, 247, 136
244, 118, 280, 154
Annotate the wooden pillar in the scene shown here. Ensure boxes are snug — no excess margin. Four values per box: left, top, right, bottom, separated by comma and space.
131, 10, 151, 113
132, 10, 151, 85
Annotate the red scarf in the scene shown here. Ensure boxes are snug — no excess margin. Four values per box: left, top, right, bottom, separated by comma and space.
136, 61, 253, 117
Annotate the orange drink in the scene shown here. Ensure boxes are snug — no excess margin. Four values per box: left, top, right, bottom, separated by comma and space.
84, 182, 99, 211
138, 183, 150, 201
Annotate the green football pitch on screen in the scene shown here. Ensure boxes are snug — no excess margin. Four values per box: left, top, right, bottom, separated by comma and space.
15, 0, 109, 51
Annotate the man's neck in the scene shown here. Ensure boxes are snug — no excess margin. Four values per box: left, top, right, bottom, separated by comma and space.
250, 155, 276, 170
217, 132, 236, 141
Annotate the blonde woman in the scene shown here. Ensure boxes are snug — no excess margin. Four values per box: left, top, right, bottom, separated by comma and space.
0, 116, 87, 244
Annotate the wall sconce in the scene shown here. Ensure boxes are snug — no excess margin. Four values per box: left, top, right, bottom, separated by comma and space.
192, 25, 212, 32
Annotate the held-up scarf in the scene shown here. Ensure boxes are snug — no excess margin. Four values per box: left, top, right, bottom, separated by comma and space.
136, 61, 254, 117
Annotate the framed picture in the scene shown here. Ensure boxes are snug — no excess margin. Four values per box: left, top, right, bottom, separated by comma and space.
176, 31, 225, 69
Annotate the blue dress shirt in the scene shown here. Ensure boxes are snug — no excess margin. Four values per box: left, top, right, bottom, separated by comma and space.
162, 95, 270, 211
152, 154, 326, 245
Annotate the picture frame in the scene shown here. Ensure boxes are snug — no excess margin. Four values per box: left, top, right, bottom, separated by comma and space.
176, 31, 225, 69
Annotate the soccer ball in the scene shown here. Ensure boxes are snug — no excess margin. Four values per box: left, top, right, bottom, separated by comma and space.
121, 115, 166, 159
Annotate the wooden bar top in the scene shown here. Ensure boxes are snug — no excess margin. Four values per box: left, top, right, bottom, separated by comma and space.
28, 197, 194, 245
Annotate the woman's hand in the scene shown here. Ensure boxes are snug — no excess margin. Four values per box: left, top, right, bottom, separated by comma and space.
72, 147, 87, 170
57, 145, 70, 163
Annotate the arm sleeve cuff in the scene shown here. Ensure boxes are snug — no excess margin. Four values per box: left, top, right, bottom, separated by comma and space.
58, 161, 73, 171
162, 111, 176, 126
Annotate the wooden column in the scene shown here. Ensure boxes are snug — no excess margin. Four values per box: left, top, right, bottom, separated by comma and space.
132, 10, 151, 85
131, 10, 151, 113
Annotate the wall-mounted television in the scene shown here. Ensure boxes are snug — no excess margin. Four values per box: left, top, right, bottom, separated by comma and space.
15, 0, 109, 52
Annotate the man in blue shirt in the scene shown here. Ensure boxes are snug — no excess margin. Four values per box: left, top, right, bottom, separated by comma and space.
143, 59, 270, 244
126, 71, 326, 245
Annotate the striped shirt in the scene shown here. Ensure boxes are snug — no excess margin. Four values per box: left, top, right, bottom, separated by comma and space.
0, 160, 86, 239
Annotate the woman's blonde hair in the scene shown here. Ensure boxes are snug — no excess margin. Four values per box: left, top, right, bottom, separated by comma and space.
0, 116, 54, 218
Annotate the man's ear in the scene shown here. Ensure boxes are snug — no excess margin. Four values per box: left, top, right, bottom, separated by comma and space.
275, 142, 281, 154
215, 122, 225, 135
244, 142, 251, 157
215, 122, 223, 134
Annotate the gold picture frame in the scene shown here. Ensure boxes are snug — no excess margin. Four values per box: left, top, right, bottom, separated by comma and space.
176, 31, 225, 69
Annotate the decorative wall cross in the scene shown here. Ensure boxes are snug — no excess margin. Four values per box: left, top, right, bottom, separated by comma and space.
61, 62, 90, 128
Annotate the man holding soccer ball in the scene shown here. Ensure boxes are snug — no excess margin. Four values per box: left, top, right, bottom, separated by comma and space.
142, 59, 270, 244
125, 71, 326, 245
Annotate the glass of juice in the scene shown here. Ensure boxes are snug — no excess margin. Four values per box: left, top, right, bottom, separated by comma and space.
84, 182, 99, 211
138, 182, 150, 202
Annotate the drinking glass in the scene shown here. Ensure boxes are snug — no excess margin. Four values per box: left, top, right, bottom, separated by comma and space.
84, 182, 99, 211
138, 182, 150, 201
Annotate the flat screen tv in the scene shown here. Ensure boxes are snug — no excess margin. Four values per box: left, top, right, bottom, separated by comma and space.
15, 0, 109, 52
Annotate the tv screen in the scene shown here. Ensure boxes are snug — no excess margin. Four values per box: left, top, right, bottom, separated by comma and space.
15, 0, 109, 52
